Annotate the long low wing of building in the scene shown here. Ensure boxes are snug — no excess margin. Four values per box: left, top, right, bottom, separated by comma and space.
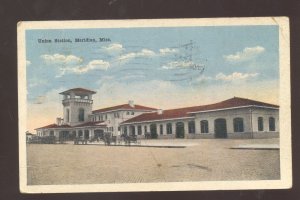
120, 97, 279, 139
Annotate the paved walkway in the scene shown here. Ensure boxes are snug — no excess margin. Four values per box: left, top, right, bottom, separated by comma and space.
231, 144, 279, 150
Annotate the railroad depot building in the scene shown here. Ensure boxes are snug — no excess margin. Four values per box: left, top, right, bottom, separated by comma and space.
35, 88, 279, 140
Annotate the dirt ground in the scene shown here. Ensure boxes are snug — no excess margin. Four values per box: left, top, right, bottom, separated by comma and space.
26, 138, 280, 185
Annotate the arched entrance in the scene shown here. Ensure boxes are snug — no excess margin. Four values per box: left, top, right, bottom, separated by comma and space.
176, 122, 185, 138
78, 130, 83, 137
129, 125, 136, 136
214, 118, 227, 138
59, 131, 70, 141
84, 130, 89, 139
150, 124, 158, 139
94, 129, 104, 139
70, 131, 76, 140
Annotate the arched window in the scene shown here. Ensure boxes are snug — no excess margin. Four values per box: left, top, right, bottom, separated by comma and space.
50, 131, 54, 136
269, 117, 275, 131
258, 117, 264, 131
78, 108, 84, 122
66, 109, 70, 122
200, 120, 209, 133
233, 118, 244, 132
167, 123, 172, 134
188, 121, 195, 134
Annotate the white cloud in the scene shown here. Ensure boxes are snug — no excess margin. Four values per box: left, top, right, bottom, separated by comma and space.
118, 49, 156, 61
26, 60, 31, 66
215, 72, 258, 81
41, 53, 83, 64
224, 46, 265, 62
194, 75, 213, 82
56, 59, 110, 77
159, 48, 178, 55
102, 43, 125, 52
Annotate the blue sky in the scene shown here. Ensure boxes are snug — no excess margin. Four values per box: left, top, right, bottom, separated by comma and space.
25, 25, 279, 131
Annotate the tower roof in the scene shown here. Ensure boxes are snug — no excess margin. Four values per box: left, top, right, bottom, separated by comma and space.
59, 88, 96, 95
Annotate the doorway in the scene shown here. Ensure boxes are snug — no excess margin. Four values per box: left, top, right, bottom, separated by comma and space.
214, 118, 227, 138
150, 124, 158, 139
176, 122, 185, 138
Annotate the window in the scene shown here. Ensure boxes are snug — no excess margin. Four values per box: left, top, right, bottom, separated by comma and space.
127, 111, 130, 115
167, 123, 172, 134
233, 118, 244, 132
200, 120, 209, 133
66, 109, 70, 122
50, 131, 54, 136
131, 111, 134, 115
98, 115, 100, 121
138, 125, 142, 135
114, 112, 120, 118
78, 108, 84, 122
160, 124, 163, 135
118, 126, 121, 131
269, 117, 275, 131
144, 126, 147, 133
112, 127, 114, 132
258, 117, 264, 131
188, 121, 195, 134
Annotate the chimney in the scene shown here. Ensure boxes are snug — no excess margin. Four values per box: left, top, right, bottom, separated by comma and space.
128, 100, 135, 108
157, 109, 163, 115
56, 117, 63, 126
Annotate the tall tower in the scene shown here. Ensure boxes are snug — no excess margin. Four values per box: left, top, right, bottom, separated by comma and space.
59, 88, 96, 126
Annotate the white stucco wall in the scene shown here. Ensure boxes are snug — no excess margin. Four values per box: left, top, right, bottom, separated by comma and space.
64, 101, 92, 126
90, 110, 155, 136
120, 107, 279, 139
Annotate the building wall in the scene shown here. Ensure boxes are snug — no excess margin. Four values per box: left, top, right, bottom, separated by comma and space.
64, 101, 92, 126
120, 107, 279, 139
90, 110, 154, 136
121, 118, 195, 139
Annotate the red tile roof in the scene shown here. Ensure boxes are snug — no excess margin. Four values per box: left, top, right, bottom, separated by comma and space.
35, 124, 71, 130
36, 121, 107, 130
73, 121, 107, 128
92, 104, 157, 114
59, 88, 96, 95
122, 97, 279, 124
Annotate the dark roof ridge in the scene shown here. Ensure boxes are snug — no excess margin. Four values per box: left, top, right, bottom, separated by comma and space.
59, 88, 96, 95
92, 103, 157, 113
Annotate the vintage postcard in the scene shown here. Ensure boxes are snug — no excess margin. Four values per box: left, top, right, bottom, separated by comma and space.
18, 17, 291, 193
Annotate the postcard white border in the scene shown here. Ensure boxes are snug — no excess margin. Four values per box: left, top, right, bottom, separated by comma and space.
18, 17, 291, 193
